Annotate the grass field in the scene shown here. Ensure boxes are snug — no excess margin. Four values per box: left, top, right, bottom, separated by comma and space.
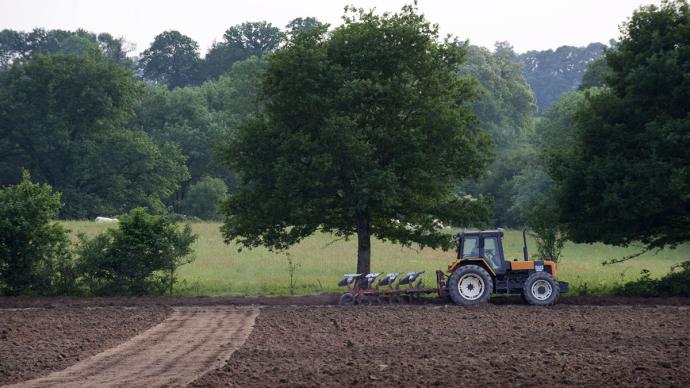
63, 221, 690, 296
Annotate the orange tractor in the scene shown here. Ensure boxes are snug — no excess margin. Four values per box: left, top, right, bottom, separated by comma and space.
338, 229, 568, 306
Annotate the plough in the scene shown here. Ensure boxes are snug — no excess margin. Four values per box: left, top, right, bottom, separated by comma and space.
337, 271, 447, 305
338, 229, 569, 306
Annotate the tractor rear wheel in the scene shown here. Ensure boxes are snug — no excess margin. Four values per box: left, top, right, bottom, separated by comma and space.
522, 272, 560, 306
448, 265, 493, 305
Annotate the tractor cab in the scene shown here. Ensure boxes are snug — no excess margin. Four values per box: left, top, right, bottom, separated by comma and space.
457, 229, 507, 274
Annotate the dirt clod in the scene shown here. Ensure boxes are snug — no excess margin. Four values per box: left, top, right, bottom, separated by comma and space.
193, 304, 690, 387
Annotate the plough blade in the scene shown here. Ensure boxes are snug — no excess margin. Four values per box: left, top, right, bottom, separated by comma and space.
337, 270, 440, 305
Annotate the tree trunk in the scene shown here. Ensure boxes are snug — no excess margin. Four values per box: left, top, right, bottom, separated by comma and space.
356, 213, 371, 274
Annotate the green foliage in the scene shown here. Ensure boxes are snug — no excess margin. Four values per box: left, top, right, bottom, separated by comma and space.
0, 52, 188, 218
526, 194, 566, 262
0, 28, 132, 68
220, 5, 491, 273
285, 17, 326, 39
134, 84, 223, 185
0, 171, 73, 295
77, 208, 197, 295
139, 30, 201, 89
456, 44, 537, 226
550, 0, 690, 250
458, 44, 536, 146
578, 56, 611, 89
518, 43, 606, 111
201, 21, 282, 81
614, 261, 690, 297
181, 177, 228, 220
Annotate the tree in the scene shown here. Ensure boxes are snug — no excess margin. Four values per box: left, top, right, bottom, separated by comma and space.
0, 171, 72, 295
140, 30, 201, 89
457, 44, 535, 146
285, 17, 326, 39
77, 208, 197, 295
0, 53, 188, 218
549, 0, 690, 250
203, 56, 266, 130
181, 176, 228, 220
201, 21, 282, 80
518, 42, 606, 111
219, 6, 491, 273
0, 28, 132, 68
578, 56, 611, 89
456, 44, 536, 226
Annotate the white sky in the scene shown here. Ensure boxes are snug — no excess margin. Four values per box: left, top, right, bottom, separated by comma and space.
0, 0, 660, 55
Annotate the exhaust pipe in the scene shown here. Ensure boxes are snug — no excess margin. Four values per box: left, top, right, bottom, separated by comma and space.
523, 229, 528, 261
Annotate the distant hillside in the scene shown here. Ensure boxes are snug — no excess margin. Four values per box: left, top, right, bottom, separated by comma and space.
518, 42, 607, 112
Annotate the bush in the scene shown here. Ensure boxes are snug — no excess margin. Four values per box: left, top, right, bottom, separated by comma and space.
181, 176, 228, 220
0, 171, 74, 295
77, 207, 197, 295
526, 194, 566, 262
614, 261, 690, 297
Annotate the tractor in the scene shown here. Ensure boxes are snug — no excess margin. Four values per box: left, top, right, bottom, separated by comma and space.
446, 228, 568, 305
337, 228, 569, 306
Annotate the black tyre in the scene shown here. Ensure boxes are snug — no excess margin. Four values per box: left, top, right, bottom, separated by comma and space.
522, 272, 560, 306
448, 265, 493, 305
338, 292, 355, 306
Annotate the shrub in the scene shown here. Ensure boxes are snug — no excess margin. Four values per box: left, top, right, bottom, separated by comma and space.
0, 171, 74, 295
526, 194, 566, 262
614, 261, 690, 297
180, 176, 228, 220
77, 207, 197, 295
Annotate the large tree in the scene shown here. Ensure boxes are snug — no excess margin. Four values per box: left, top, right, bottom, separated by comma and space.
0, 53, 188, 218
549, 0, 690, 250
220, 6, 491, 273
201, 21, 282, 81
139, 30, 201, 89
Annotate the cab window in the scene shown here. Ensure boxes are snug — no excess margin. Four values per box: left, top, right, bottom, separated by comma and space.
462, 236, 479, 258
483, 237, 503, 269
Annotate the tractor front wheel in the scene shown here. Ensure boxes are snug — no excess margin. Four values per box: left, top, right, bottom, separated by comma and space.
448, 265, 493, 305
522, 272, 560, 306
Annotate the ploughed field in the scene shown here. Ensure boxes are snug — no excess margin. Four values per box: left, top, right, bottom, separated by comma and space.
2, 298, 690, 387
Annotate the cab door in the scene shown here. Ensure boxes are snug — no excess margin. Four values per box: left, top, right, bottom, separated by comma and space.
481, 236, 507, 274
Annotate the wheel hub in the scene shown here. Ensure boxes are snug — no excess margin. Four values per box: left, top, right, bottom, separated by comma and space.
458, 274, 484, 300
531, 279, 553, 301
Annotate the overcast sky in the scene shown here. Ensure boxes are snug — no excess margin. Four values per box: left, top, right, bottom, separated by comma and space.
0, 0, 660, 55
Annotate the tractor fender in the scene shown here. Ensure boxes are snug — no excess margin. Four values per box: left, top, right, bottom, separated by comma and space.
448, 258, 496, 277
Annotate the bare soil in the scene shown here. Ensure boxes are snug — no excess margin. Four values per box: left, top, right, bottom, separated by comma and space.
2, 297, 690, 387
0, 305, 169, 385
8, 306, 258, 388
193, 304, 690, 387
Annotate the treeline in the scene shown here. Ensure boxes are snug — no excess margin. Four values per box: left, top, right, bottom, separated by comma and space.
0, 22, 280, 219
0, 18, 605, 225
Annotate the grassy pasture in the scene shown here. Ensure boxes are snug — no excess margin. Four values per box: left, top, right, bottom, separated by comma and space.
63, 221, 689, 296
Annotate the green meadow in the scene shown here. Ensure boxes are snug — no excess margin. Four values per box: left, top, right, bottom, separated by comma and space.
63, 221, 689, 296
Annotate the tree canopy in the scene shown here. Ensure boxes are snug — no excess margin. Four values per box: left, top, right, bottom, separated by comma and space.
0, 28, 132, 68
549, 0, 690, 250
219, 6, 492, 273
456, 44, 537, 226
139, 30, 201, 89
201, 21, 282, 81
0, 53, 188, 218
518, 42, 607, 111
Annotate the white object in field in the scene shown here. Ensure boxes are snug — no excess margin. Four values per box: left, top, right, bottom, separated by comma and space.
95, 216, 119, 223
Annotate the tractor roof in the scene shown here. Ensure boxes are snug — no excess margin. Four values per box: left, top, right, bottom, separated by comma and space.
459, 228, 504, 237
